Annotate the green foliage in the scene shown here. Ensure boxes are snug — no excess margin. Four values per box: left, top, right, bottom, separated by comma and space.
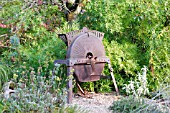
0, 1, 170, 113
110, 96, 170, 113
0, 0, 69, 77
95, 80, 112, 93
0, 66, 68, 113
0, 64, 12, 90
78, 0, 170, 91
0, 64, 86, 113
55, 106, 87, 113
110, 75, 170, 113
0, 0, 170, 95
110, 96, 145, 113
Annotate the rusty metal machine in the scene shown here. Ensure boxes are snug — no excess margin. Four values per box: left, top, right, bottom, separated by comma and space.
54, 27, 119, 103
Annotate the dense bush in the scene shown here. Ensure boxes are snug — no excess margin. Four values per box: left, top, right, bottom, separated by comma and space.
78, 0, 170, 91
0, 65, 80, 112
0, 0, 170, 95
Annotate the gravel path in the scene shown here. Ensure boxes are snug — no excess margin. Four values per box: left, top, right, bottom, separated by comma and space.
71, 93, 120, 113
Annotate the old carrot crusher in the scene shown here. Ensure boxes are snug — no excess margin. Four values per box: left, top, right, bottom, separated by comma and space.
54, 27, 119, 103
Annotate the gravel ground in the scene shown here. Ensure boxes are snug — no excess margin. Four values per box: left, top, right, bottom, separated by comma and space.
70, 92, 120, 113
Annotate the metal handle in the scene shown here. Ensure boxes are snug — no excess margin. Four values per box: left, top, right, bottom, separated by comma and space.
108, 63, 119, 95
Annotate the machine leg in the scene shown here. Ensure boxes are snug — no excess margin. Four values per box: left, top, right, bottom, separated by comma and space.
67, 67, 73, 104
76, 82, 85, 95
108, 63, 119, 95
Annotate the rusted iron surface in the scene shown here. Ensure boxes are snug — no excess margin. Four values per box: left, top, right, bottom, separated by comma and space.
57, 27, 108, 82
54, 27, 119, 103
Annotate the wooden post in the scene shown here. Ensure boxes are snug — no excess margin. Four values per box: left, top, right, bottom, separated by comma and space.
67, 67, 73, 104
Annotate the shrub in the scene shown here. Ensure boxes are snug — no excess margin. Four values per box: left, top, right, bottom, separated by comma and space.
0, 66, 68, 112
110, 74, 170, 113
109, 96, 170, 113
123, 66, 149, 97
0, 64, 12, 90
